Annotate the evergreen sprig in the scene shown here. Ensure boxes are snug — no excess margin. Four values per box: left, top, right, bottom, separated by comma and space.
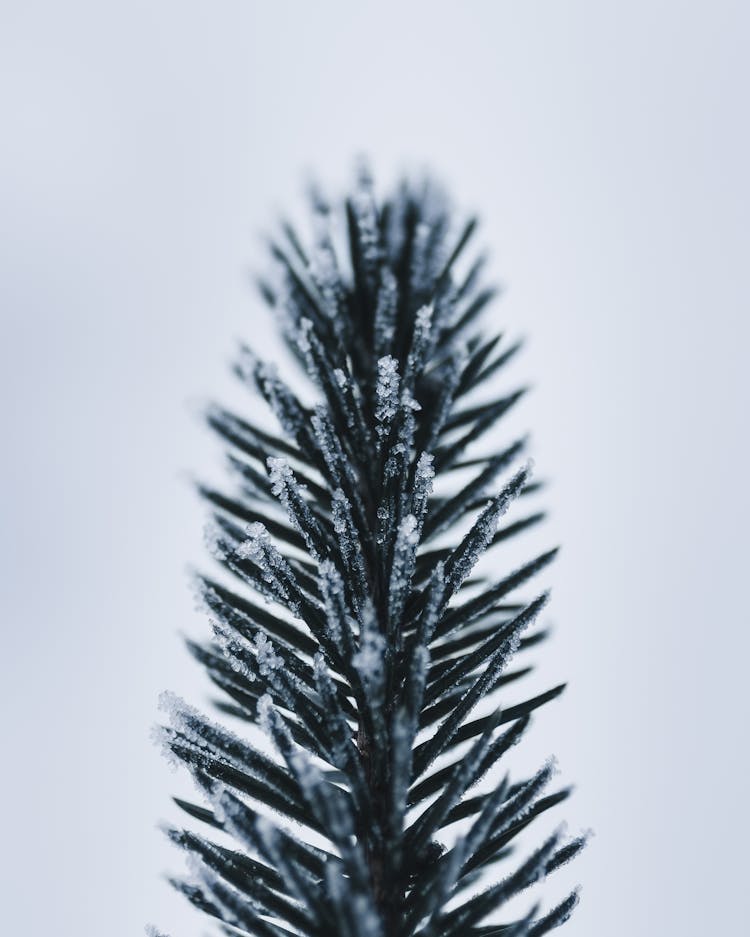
157, 168, 585, 936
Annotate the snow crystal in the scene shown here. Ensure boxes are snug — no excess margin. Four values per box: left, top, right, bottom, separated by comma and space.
331, 489, 349, 537
311, 406, 339, 478
403, 388, 421, 412
157, 690, 277, 789
399, 513, 419, 544
210, 619, 257, 681
375, 500, 393, 546
415, 451, 435, 483
253, 632, 280, 676
319, 558, 343, 596
267, 456, 293, 500
267, 455, 325, 561
236, 522, 267, 561
331, 488, 357, 566
412, 452, 435, 527
375, 355, 400, 436
384, 388, 420, 482
234, 521, 298, 611
329, 490, 367, 598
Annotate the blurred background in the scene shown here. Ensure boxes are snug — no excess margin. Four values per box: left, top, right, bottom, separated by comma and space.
2, 1, 748, 933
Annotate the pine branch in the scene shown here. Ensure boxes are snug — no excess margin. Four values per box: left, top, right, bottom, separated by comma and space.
155, 168, 585, 937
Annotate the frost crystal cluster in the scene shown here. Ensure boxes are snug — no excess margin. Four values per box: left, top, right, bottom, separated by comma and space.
156, 169, 585, 936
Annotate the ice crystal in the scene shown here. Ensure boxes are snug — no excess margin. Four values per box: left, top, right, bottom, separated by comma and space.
412, 451, 435, 526
311, 405, 340, 481
375, 355, 400, 437
267, 456, 293, 499
253, 631, 279, 676
235, 522, 267, 562
210, 618, 257, 681
331, 488, 349, 538
235, 521, 299, 612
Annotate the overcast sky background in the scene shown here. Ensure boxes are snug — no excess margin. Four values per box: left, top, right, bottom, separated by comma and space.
2, 2, 748, 934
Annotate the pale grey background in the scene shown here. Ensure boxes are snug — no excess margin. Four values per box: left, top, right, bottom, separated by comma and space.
1, 1, 748, 934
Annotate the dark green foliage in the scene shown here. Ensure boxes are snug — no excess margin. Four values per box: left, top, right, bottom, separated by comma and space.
156, 168, 584, 936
